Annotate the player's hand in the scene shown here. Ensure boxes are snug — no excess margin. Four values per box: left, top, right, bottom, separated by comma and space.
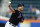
8, 2, 11, 7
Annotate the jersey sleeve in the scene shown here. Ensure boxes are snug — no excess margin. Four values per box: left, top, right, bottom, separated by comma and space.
21, 13, 24, 20
21, 15, 24, 20
15, 10, 19, 17
15, 10, 18, 14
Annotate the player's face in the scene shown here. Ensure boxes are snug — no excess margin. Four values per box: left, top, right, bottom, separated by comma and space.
18, 6, 23, 11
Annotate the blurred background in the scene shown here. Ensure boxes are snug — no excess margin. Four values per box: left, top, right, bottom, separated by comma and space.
0, 0, 40, 27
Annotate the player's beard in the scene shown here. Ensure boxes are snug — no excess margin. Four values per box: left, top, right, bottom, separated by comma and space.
20, 8, 23, 11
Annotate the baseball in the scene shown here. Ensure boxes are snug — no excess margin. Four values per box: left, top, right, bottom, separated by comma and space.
9, 2, 11, 3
